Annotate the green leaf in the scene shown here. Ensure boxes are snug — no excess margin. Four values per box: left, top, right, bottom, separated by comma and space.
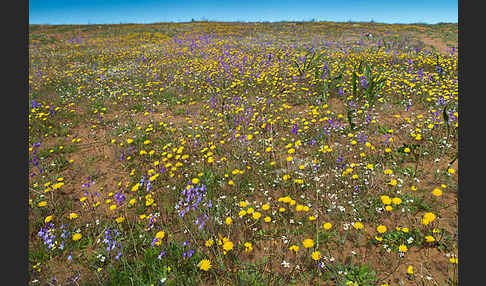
347, 109, 355, 130
443, 104, 449, 124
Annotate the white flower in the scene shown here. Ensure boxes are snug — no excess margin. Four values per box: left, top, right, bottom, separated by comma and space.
281, 260, 290, 268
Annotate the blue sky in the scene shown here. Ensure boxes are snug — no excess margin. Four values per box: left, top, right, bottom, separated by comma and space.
29, 0, 458, 25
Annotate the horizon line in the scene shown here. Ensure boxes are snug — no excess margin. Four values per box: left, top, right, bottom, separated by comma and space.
29, 19, 458, 26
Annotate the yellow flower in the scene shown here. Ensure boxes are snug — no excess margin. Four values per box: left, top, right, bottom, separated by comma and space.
407, 265, 414, 275
38, 201, 47, 207
239, 201, 248, 207
425, 235, 435, 242
385, 205, 393, 211
244, 242, 253, 252
205, 239, 214, 247
384, 169, 393, 175
422, 212, 436, 225
192, 178, 200, 184
323, 222, 332, 230
198, 259, 211, 271
353, 222, 364, 230
311, 251, 322, 261
115, 216, 125, 223
44, 215, 53, 223
225, 217, 233, 225
302, 239, 315, 248
376, 225, 387, 233
261, 204, 270, 211
68, 213, 78, 220
223, 241, 234, 252
247, 208, 254, 214
289, 245, 299, 252
447, 168, 455, 174
72, 233, 82, 241
380, 195, 392, 205
131, 183, 140, 192
155, 231, 165, 240
449, 257, 458, 264
399, 244, 408, 253
279, 207, 286, 212
375, 236, 383, 242
308, 215, 316, 221
238, 210, 247, 217
252, 212, 261, 220
264, 216, 271, 222
389, 179, 398, 186
391, 197, 402, 205
145, 197, 154, 206
432, 188, 442, 197
127, 138, 134, 144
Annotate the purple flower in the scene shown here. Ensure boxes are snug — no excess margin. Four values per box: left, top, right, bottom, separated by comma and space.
157, 251, 166, 260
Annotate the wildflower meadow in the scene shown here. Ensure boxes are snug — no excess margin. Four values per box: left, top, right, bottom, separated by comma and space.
29, 21, 458, 285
